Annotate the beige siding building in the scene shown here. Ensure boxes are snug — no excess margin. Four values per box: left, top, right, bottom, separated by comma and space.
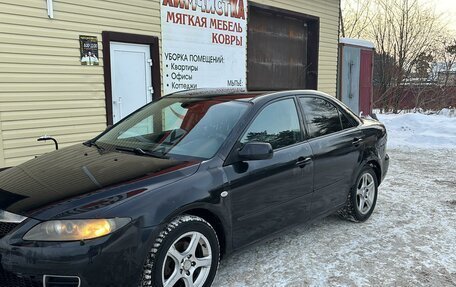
0, 0, 340, 168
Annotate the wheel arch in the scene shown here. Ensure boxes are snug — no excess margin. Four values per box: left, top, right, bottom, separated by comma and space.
183, 208, 227, 258
366, 159, 382, 184
351, 152, 382, 189
160, 204, 230, 258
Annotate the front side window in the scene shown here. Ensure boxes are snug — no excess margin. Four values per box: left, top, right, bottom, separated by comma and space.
96, 98, 249, 159
299, 97, 343, 138
241, 99, 301, 149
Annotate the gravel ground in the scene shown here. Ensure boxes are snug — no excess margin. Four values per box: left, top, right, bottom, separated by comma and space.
213, 148, 456, 287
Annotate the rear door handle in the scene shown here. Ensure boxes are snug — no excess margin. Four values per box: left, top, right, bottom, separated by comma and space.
296, 157, 312, 168
352, 138, 363, 146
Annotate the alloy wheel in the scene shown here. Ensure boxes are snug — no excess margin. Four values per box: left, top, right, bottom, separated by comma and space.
356, 173, 376, 215
162, 231, 212, 287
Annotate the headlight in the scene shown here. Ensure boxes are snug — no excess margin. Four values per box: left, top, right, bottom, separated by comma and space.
23, 218, 131, 241
0, 210, 27, 223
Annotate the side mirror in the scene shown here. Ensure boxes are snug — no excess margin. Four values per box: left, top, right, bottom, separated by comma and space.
238, 142, 273, 161
37, 135, 59, 150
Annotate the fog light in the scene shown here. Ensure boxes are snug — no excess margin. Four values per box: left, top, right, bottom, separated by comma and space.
44, 275, 81, 287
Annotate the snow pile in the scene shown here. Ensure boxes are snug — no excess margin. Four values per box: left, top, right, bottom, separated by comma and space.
376, 111, 456, 149
438, 108, 456, 117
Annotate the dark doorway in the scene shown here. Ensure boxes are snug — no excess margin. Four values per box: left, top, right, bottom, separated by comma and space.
247, 4, 319, 91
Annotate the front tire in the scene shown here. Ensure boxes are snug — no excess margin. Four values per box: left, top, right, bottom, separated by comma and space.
140, 215, 220, 287
338, 166, 378, 222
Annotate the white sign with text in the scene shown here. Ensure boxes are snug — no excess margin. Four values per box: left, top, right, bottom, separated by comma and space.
161, 0, 248, 94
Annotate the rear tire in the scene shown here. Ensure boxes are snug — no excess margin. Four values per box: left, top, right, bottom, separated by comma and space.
338, 166, 378, 222
139, 215, 220, 287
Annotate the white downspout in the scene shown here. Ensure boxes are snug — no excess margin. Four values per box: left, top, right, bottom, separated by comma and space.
47, 0, 54, 19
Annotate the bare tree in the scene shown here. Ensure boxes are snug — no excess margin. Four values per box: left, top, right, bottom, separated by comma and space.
427, 32, 456, 110
340, 0, 374, 38
342, 0, 448, 112
431, 35, 456, 86
374, 0, 443, 112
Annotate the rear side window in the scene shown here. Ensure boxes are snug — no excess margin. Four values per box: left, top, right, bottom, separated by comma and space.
299, 97, 342, 138
340, 111, 358, 129
241, 99, 301, 149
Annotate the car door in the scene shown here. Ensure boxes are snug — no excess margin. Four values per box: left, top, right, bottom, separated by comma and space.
223, 98, 314, 248
297, 96, 363, 217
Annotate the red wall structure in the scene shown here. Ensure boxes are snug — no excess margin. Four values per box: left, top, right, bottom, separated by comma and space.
373, 86, 456, 111
359, 49, 374, 115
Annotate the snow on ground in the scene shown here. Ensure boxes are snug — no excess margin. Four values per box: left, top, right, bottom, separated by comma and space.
377, 111, 456, 150
212, 112, 456, 287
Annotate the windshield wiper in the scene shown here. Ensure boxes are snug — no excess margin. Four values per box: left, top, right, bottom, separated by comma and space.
115, 146, 168, 159
84, 140, 105, 151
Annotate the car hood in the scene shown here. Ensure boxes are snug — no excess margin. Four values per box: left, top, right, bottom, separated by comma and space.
0, 144, 200, 220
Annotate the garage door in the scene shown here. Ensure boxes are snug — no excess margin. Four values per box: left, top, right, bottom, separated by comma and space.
247, 7, 308, 90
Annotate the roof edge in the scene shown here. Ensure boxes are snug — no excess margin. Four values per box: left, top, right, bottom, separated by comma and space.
340, 38, 375, 49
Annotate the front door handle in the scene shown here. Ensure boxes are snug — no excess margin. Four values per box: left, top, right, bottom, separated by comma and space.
296, 157, 312, 168
352, 138, 363, 146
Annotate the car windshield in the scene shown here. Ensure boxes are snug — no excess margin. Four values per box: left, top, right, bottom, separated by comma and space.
95, 97, 250, 160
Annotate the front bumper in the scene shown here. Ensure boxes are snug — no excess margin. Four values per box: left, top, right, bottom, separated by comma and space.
0, 219, 160, 287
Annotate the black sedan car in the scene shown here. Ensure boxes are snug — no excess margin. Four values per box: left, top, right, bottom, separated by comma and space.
0, 89, 389, 287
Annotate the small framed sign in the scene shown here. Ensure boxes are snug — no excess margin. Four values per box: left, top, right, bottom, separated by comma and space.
79, 35, 99, 66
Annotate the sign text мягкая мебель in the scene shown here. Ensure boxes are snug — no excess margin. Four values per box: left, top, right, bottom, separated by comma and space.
161, 0, 247, 94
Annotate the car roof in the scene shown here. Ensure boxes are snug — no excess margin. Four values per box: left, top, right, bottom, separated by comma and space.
165, 88, 335, 103
165, 88, 266, 101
